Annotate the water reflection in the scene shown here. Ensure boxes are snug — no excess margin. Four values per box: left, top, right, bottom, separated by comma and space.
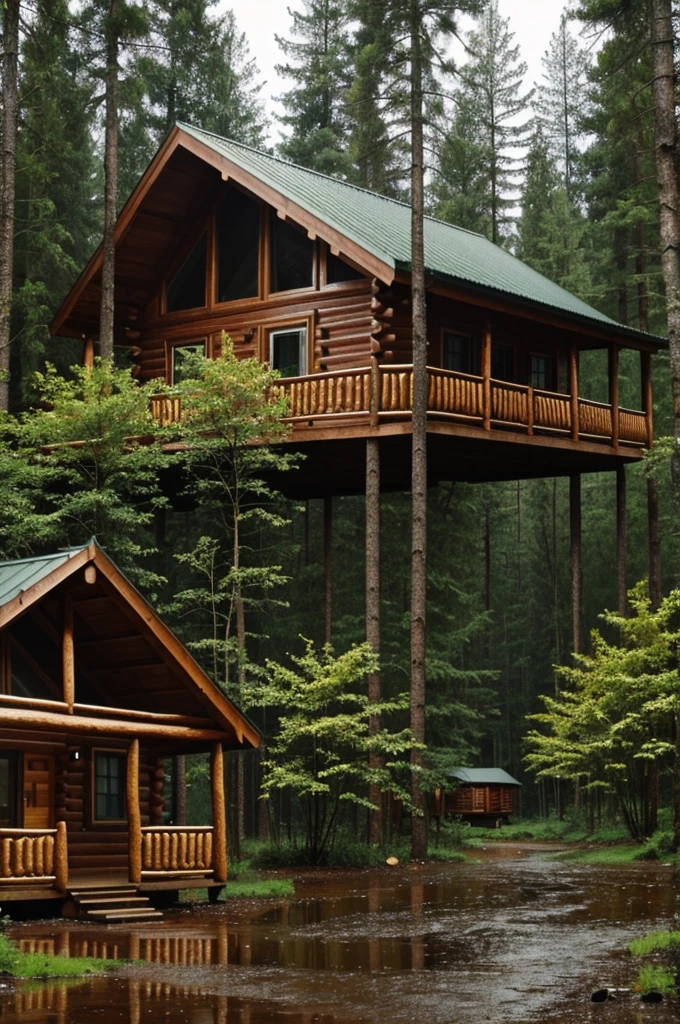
2, 847, 678, 1024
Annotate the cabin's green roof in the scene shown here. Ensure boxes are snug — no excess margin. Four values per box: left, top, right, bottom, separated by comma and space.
447, 767, 522, 787
0, 544, 90, 609
179, 122, 664, 346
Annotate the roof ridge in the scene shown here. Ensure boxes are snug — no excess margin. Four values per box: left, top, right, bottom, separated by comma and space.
0, 540, 94, 568
178, 122, 488, 240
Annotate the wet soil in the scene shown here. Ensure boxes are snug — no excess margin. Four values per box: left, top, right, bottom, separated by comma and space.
1, 843, 678, 1023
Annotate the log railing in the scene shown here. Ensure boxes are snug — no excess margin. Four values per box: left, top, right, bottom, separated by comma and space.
149, 364, 648, 449
139, 825, 215, 878
0, 822, 67, 891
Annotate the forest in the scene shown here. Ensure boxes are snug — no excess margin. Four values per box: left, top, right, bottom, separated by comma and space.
0, 0, 679, 864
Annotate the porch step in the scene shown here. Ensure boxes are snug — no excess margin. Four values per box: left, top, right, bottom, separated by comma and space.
68, 885, 163, 923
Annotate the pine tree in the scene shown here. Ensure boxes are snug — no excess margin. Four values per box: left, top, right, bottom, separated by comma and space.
275, 0, 350, 176
0, 0, 20, 410
436, 0, 533, 245
534, 14, 590, 199
431, 89, 490, 235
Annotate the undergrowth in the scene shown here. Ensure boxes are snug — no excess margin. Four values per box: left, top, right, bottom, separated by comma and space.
0, 933, 118, 978
629, 932, 680, 956
633, 963, 676, 997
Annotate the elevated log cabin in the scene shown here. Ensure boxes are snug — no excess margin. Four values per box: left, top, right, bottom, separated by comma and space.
0, 540, 258, 911
50, 122, 665, 497
434, 768, 522, 826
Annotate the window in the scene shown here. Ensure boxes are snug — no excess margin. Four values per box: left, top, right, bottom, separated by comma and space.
170, 339, 207, 385
492, 343, 514, 382
94, 751, 125, 821
0, 755, 17, 827
166, 234, 207, 313
270, 327, 306, 378
529, 354, 555, 391
326, 252, 364, 284
442, 330, 475, 374
270, 214, 314, 293
215, 190, 260, 303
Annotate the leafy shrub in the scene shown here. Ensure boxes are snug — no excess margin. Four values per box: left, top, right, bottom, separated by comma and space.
629, 931, 680, 956
634, 963, 676, 996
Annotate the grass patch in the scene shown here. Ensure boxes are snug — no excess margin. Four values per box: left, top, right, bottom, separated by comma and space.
467, 817, 630, 845
243, 835, 407, 869
0, 933, 117, 979
634, 963, 676, 996
629, 931, 680, 956
225, 878, 294, 899
551, 843, 643, 864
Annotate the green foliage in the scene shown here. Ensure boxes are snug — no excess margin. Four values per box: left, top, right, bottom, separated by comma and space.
629, 931, 680, 956
246, 639, 418, 862
225, 877, 295, 899
634, 963, 676, 997
0, 933, 118, 977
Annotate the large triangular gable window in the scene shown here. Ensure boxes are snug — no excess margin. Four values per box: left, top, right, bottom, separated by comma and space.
166, 234, 207, 313
216, 189, 260, 303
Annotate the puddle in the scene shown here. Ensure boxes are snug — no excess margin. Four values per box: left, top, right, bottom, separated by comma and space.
1, 844, 678, 1023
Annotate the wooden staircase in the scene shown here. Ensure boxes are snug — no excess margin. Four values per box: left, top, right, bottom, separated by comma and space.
69, 885, 163, 923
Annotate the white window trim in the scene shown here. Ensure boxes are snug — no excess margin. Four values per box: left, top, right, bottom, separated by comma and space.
269, 326, 307, 378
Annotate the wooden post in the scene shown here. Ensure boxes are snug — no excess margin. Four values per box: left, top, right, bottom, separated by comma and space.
211, 742, 227, 884
62, 593, 74, 713
616, 467, 627, 615
648, 475, 662, 608
482, 320, 491, 430
82, 336, 95, 372
54, 819, 68, 892
570, 474, 583, 654
366, 437, 382, 845
174, 754, 187, 825
127, 738, 141, 884
323, 495, 333, 645
569, 344, 579, 442
527, 385, 534, 436
641, 350, 654, 448
609, 344, 619, 449
369, 352, 380, 428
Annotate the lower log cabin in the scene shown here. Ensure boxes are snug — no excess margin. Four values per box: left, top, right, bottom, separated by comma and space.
434, 768, 522, 825
50, 122, 666, 496
0, 540, 258, 911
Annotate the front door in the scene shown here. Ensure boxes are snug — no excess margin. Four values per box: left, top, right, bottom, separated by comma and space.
23, 754, 54, 829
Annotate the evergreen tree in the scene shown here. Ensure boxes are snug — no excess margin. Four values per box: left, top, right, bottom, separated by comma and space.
435, 0, 533, 245
534, 14, 590, 200
275, 0, 350, 176
431, 88, 490, 234
0, 0, 20, 410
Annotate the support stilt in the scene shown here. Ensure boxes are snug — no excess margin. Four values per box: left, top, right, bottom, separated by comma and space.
570, 474, 582, 655
616, 467, 627, 615
366, 437, 382, 845
648, 475, 662, 608
323, 495, 333, 645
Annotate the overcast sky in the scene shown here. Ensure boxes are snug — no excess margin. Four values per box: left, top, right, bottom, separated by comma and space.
219, 0, 585, 143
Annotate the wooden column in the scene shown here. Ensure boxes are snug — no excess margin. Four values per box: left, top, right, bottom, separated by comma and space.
641, 350, 654, 448
366, 437, 382, 845
323, 495, 333, 645
569, 344, 579, 442
174, 754, 187, 825
54, 820, 68, 892
648, 476, 662, 608
570, 474, 583, 654
609, 344, 619, 449
62, 593, 74, 713
211, 742, 227, 884
127, 738, 141, 884
82, 336, 94, 371
616, 467, 627, 615
481, 320, 491, 430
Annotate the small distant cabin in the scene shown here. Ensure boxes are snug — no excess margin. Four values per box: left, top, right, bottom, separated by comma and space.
0, 540, 258, 915
436, 768, 522, 825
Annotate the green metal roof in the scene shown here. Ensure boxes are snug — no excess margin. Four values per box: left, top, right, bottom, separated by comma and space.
179, 123, 664, 346
0, 544, 89, 609
447, 767, 522, 787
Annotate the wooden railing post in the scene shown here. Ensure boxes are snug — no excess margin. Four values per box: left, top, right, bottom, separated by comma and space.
641, 350, 654, 447
527, 385, 534, 436
369, 355, 380, 427
54, 820, 68, 892
482, 321, 491, 430
609, 344, 619, 449
62, 594, 74, 713
569, 344, 579, 442
211, 743, 227, 884
127, 738, 141, 884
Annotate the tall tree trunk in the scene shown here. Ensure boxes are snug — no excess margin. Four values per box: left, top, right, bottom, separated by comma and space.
366, 437, 382, 844
409, 0, 428, 861
99, 0, 120, 360
648, 0, 680, 498
0, 0, 19, 411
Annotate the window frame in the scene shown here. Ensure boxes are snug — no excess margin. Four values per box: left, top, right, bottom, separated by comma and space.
268, 324, 308, 379
267, 211, 318, 297
440, 326, 479, 376
162, 231, 209, 317
491, 342, 515, 383
528, 352, 556, 392
91, 748, 127, 825
166, 337, 208, 385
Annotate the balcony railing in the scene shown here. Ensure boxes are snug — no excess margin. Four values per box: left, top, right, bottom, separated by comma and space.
139, 825, 217, 879
150, 365, 650, 449
0, 822, 68, 891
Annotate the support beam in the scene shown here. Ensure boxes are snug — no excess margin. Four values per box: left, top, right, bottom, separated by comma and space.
609, 344, 619, 450
569, 345, 579, 442
323, 495, 333, 645
366, 437, 382, 845
648, 475, 662, 608
127, 738, 141, 884
616, 467, 627, 615
641, 350, 654, 448
570, 474, 583, 654
62, 594, 74, 713
174, 754, 187, 825
211, 742, 227, 884
82, 336, 94, 371
481, 320, 491, 431
54, 820, 68, 892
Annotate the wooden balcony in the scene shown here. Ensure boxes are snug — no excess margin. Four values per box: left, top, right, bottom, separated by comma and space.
151, 364, 651, 451
0, 823, 68, 892
139, 825, 218, 881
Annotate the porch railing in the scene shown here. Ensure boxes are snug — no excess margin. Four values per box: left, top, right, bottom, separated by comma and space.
0, 822, 68, 891
139, 825, 216, 878
149, 364, 649, 449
